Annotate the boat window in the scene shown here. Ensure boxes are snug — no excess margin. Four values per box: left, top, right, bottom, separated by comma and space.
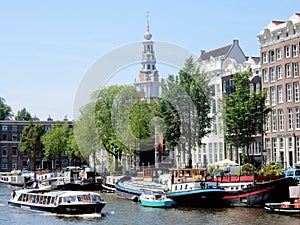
295, 170, 300, 176
185, 184, 188, 190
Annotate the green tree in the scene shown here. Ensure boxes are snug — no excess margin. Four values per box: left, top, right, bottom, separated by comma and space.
0, 97, 13, 120
222, 71, 272, 162
94, 85, 132, 171
161, 57, 213, 165
154, 98, 181, 150
66, 129, 83, 166
74, 102, 102, 169
41, 122, 69, 169
19, 123, 45, 170
15, 108, 32, 121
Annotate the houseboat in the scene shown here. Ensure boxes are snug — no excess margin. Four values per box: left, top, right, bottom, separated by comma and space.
8, 189, 106, 215
115, 168, 227, 208
213, 175, 296, 207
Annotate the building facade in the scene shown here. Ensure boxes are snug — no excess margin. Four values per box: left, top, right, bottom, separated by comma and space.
195, 40, 261, 167
257, 13, 300, 167
0, 118, 72, 172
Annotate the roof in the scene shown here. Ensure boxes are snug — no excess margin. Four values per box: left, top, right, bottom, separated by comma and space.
246, 56, 260, 64
198, 45, 232, 61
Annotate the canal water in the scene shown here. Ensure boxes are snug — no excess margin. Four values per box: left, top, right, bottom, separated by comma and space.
0, 184, 299, 225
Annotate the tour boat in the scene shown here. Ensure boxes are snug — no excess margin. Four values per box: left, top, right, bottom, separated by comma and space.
139, 192, 173, 208
8, 189, 106, 214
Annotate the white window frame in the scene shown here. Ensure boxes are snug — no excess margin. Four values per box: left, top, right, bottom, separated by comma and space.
270, 86, 276, 105
269, 50, 275, 63
286, 63, 291, 78
277, 65, 282, 80
263, 69, 268, 83
272, 110, 277, 132
285, 45, 291, 58
287, 108, 293, 130
276, 48, 282, 60
278, 109, 284, 131
292, 44, 298, 57
295, 108, 300, 130
277, 85, 283, 103
293, 62, 299, 77
262, 52, 267, 64
287, 83, 292, 102
270, 67, 275, 82
294, 82, 299, 102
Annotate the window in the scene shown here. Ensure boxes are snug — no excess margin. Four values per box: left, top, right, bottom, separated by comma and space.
2, 125, 8, 131
262, 52, 267, 63
12, 126, 17, 131
276, 48, 282, 60
12, 134, 17, 141
278, 109, 284, 131
277, 86, 283, 103
2, 162, 7, 169
265, 116, 270, 132
12, 147, 18, 156
287, 108, 293, 130
263, 69, 268, 83
279, 137, 284, 150
293, 62, 299, 77
269, 50, 275, 63
265, 138, 270, 150
2, 147, 8, 156
270, 67, 275, 82
272, 138, 277, 161
295, 108, 300, 129
272, 110, 277, 132
287, 83, 292, 102
285, 45, 291, 58
277, 66, 282, 80
296, 137, 300, 162
12, 163, 17, 170
265, 88, 270, 105
270, 86, 276, 105
286, 63, 291, 77
289, 137, 293, 149
292, 44, 298, 57
294, 82, 299, 102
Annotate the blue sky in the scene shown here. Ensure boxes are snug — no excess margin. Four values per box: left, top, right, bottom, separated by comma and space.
0, 0, 298, 120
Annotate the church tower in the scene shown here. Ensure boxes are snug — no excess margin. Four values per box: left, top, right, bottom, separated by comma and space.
134, 12, 160, 100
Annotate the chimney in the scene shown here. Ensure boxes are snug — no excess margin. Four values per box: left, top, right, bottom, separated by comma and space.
233, 39, 239, 46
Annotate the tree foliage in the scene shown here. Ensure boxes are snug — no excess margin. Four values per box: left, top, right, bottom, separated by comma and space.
41, 123, 70, 169
15, 108, 32, 121
161, 57, 213, 163
222, 71, 272, 159
0, 97, 13, 120
19, 123, 45, 170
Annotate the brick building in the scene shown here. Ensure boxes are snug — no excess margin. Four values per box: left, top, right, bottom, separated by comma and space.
257, 13, 300, 167
0, 118, 73, 172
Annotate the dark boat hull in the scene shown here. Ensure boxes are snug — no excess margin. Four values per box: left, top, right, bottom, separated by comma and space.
8, 201, 105, 214
223, 177, 296, 207
265, 203, 300, 214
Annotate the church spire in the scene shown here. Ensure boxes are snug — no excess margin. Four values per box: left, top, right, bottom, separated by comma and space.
144, 11, 152, 40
